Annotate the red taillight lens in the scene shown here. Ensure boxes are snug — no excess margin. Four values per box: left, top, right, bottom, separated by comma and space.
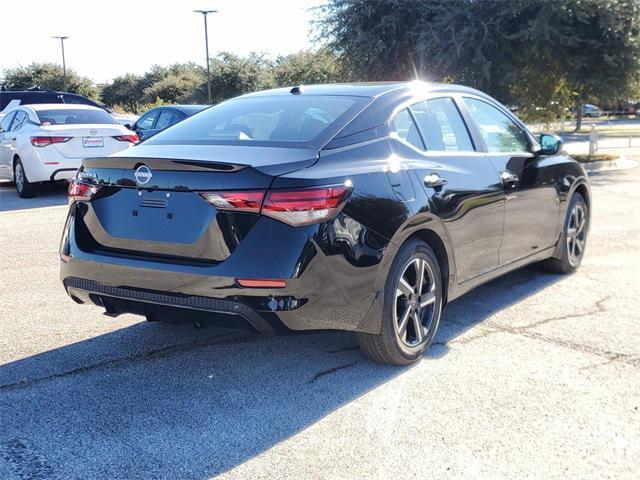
31, 136, 72, 147
113, 134, 139, 144
262, 186, 351, 226
200, 190, 265, 213
200, 185, 351, 226
68, 179, 101, 203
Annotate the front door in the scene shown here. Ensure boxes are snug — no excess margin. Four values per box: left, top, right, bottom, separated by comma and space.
461, 97, 560, 265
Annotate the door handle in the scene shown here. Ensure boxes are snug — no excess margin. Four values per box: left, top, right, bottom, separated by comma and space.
500, 170, 519, 187
423, 172, 447, 189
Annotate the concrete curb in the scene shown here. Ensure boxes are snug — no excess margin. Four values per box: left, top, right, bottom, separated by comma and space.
581, 156, 639, 173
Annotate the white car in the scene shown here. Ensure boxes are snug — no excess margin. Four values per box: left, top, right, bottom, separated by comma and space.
0, 104, 138, 198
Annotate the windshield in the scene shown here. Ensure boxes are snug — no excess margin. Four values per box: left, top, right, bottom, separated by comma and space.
36, 109, 117, 126
145, 95, 367, 148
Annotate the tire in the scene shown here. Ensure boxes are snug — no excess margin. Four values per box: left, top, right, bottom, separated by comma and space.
14, 158, 37, 198
544, 192, 588, 274
357, 240, 444, 366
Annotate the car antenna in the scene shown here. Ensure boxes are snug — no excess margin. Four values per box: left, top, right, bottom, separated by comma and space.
290, 85, 304, 95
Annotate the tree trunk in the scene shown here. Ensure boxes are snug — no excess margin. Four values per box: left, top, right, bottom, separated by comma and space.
575, 101, 583, 132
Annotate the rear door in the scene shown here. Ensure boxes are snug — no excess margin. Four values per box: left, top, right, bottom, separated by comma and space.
392, 97, 505, 283
460, 97, 560, 265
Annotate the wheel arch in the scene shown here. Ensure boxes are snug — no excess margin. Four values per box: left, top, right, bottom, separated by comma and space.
403, 228, 451, 305
355, 219, 455, 335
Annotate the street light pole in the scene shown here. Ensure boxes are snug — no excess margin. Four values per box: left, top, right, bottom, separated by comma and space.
194, 9, 217, 104
52, 36, 70, 90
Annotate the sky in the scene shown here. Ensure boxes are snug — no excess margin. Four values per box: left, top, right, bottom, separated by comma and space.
0, 0, 320, 83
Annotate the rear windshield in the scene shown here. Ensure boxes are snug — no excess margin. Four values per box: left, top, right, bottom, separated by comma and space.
36, 109, 117, 126
145, 95, 367, 148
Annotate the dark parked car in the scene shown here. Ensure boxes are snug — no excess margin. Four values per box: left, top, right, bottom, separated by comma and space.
130, 105, 208, 140
60, 82, 590, 366
0, 87, 105, 111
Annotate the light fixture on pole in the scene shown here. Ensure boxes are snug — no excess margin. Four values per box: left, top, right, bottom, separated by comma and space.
52, 36, 70, 90
193, 9, 217, 104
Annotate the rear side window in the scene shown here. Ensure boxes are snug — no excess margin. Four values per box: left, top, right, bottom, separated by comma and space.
155, 110, 177, 130
10, 111, 28, 131
391, 108, 424, 150
146, 95, 364, 148
36, 109, 117, 125
410, 98, 474, 152
463, 98, 529, 153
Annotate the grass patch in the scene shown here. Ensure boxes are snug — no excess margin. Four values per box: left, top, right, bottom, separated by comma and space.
571, 153, 619, 163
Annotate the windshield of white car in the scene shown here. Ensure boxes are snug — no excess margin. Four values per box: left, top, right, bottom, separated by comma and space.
35, 109, 118, 126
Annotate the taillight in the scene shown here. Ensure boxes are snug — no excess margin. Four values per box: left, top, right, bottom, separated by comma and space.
200, 191, 265, 213
262, 186, 351, 226
68, 179, 101, 203
200, 185, 351, 226
31, 136, 72, 147
113, 134, 139, 143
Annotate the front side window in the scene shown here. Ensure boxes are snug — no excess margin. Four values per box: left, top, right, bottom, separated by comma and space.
391, 108, 424, 150
410, 98, 474, 152
463, 98, 529, 153
146, 95, 364, 148
0, 111, 16, 132
35, 109, 117, 126
136, 110, 158, 130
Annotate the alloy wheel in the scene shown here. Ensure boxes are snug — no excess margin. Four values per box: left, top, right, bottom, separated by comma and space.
15, 163, 24, 193
566, 203, 587, 267
394, 256, 437, 353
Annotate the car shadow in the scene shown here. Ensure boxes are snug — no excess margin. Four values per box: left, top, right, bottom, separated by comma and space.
0, 265, 560, 479
0, 180, 68, 212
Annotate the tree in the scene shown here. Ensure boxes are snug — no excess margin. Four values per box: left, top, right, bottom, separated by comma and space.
208, 52, 272, 103
2, 62, 97, 99
101, 73, 146, 113
271, 49, 345, 87
142, 63, 205, 104
316, 0, 640, 126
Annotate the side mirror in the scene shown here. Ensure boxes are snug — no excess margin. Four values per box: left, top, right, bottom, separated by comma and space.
124, 123, 132, 130
539, 133, 563, 155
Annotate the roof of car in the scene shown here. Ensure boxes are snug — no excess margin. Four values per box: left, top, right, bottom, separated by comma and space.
170, 104, 208, 112
239, 81, 488, 99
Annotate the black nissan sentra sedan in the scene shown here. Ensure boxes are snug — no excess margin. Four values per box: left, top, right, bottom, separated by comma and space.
60, 82, 590, 365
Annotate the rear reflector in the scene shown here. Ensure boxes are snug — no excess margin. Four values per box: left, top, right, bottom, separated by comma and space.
237, 279, 287, 288
31, 136, 72, 147
200, 190, 265, 213
113, 134, 140, 144
262, 186, 351, 226
68, 179, 101, 203
200, 184, 351, 226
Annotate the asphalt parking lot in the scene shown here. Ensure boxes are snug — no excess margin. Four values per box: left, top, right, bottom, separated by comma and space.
0, 166, 639, 479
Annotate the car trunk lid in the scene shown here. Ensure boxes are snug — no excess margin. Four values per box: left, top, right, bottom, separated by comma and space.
74, 144, 317, 263
41, 124, 131, 158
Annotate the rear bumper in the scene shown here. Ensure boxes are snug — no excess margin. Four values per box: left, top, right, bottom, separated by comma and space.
59, 206, 386, 334
64, 277, 279, 333
50, 168, 77, 181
